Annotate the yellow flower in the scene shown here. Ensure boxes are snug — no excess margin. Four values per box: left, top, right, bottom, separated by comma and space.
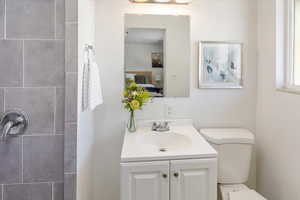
130, 82, 137, 88
132, 91, 138, 96
123, 90, 129, 97
130, 100, 140, 110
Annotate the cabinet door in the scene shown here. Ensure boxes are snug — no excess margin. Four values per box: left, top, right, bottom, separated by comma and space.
121, 161, 170, 200
171, 159, 217, 200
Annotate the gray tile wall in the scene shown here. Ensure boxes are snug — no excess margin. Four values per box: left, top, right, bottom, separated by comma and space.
0, 0, 67, 199
64, 174, 76, 200
24, 40, 65, 87
0, 138, 21, 184
53, 182, 64, 200
65, 0, 78, 199
23, 135, 64, 183
6, 0, 55, 39
5, 88, 55, 134
0, 40, 23, 87
3, 183, 52, 200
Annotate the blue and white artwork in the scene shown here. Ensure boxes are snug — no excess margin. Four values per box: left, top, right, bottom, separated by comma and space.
199, 42, 243, 88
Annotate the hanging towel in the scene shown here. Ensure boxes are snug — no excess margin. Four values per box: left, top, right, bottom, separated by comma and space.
88, 60, 103, 110
82, 48, 103, 111
82, 62, 89, 111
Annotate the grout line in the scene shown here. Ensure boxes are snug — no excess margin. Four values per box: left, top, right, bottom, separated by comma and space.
51, 182, 54, 200
64, 171, 76, 175
54, 0, 56, 39
53, 88, 57, 135
3, 0, 6, 39
21, 136, 24, 183
23, 134, 64, 137
64, 172, 76, 175
3, 88, 5, 111
64, 121, 77, 124
1, 184, 3, 200
22, 40, 25, 87
65, 122, 77, 125
4, 38, 64, 41
0, 86, 61, 89
3, 181, 59, 186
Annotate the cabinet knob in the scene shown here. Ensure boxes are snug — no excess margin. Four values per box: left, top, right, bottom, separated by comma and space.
174, 172, 179, 178
162, 174, 168, 178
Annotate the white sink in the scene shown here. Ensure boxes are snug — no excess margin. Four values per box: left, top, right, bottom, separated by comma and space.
121, 119, 217, 162
136, 132, 192, 152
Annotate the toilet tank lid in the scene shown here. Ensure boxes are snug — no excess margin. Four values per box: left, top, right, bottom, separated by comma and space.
200, 128, 255, 144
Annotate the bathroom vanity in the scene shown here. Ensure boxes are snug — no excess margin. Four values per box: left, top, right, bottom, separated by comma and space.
120, 120, 218, 200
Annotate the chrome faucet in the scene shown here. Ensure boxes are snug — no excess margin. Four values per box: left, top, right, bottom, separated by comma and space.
152, 121, 170, 132
0, 111, 28, 142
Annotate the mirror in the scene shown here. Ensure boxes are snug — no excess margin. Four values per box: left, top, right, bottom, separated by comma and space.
124, 14, 190, 97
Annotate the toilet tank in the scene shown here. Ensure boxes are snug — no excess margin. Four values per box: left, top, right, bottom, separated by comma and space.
200, 128, 255, 184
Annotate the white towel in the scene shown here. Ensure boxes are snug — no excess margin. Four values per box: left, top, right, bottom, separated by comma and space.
82, 50, 103, 111
82, 62, 89, 111
88, 61, 103, 110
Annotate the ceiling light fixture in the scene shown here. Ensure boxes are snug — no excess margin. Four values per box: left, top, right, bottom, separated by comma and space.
153, 0, 172, 3
175, 0, 192, 3
129, 0, 191, 5
132, 0, 149, 2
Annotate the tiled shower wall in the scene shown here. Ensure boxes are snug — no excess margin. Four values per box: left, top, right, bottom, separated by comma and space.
64, 0, 77, 199
0, 0, 74, 200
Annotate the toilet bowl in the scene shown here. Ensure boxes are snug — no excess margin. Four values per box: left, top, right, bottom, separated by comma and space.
200, 128, 267, 200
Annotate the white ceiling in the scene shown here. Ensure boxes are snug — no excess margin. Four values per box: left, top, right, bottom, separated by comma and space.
125, 28, 165, 44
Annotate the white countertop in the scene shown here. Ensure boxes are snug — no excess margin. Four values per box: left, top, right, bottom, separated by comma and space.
121, 119, 217, 162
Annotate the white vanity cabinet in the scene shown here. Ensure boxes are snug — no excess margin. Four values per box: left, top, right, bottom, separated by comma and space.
121, 161, 170, 200
170, 159, 217, 200
120, 120, 218, 200
121, 158, 217, 200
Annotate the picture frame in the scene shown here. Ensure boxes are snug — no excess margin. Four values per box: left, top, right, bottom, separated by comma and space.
152, 52, 164, 68
198, 41, 243, 89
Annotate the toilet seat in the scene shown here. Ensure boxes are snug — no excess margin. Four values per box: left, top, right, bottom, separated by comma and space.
219, 184, 267, 200
230, 189, 266, 200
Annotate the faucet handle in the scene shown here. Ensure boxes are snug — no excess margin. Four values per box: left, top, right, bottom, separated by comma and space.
162, 121, 170, 130
152, 122, 158, 131
0, 110, 28, 142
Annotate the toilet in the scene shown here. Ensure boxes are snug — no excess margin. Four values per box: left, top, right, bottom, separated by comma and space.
200, 128, 267, 200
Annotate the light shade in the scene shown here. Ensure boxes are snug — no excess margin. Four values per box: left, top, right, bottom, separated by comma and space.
133, 0, 148, 2
130, 0, 191, 4
175, 0, 192, 3
153, 0, 171, 2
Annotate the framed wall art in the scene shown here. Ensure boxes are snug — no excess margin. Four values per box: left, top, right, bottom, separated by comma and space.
198, 41, 243, 88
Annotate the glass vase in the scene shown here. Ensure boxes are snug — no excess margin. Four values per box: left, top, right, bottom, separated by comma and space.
127, 110, 136, 132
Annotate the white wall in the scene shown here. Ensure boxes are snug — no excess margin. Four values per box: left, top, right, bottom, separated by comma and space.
94, 0, 257, 199
77, 0, 96, 199
256, 0, 300, 199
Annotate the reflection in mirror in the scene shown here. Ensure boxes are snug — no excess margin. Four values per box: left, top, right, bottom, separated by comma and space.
125, 28, 165, 97
124, 14, 190, 97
